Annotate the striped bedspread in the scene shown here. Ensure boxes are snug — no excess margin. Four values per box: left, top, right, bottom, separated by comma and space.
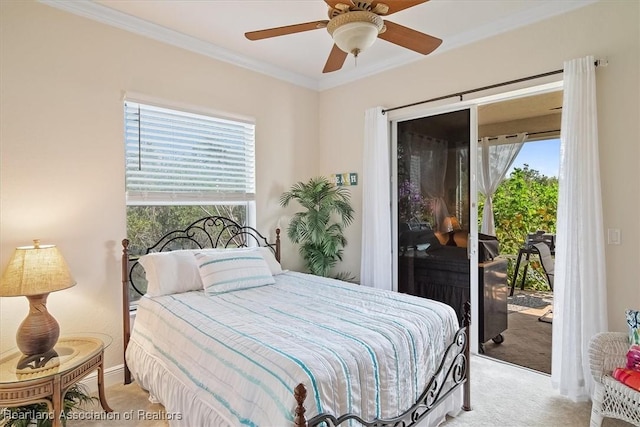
126, 271, 460, 426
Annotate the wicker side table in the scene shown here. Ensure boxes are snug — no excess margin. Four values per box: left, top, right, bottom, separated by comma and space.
589, 332, 640, 426
0, 336, 112, 427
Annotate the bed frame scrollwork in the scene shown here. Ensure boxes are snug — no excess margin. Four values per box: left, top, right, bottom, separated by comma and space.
294, 301, 471, 427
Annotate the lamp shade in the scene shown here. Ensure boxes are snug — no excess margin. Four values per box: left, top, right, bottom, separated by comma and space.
449, 216, 461, 231
442, 216, 461, 232
1, 240, 76, 297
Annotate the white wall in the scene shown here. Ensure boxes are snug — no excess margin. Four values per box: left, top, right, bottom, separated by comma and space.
317, 0, 640, 332
0, 1, 318, 368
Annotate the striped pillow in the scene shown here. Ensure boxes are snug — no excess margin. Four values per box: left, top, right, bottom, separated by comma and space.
627, 309, 640, 345
195, 251, 275, 296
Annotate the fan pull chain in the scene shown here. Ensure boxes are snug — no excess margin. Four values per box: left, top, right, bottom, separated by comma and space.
352, 48, 361, 68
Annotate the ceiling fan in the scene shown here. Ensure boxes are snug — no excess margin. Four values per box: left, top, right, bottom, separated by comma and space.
245, 0, 442, 73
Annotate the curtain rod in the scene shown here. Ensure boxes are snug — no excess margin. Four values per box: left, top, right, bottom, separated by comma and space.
529, 129, 561, 136
382, 60, 605, 115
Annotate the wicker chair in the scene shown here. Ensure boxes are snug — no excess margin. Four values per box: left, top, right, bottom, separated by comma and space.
589, 331, 640, 426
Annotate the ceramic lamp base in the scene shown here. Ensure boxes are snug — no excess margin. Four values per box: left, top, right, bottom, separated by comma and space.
16, 293, 60, 356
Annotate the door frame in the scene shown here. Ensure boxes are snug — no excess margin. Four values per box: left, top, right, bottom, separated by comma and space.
387, 80, 563, 355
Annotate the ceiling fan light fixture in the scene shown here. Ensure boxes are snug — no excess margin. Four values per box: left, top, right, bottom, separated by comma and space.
246, 1, 438, 73
327, 11, 383, 57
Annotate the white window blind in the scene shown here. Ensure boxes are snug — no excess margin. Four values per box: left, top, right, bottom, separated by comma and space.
125, 101, 255, 204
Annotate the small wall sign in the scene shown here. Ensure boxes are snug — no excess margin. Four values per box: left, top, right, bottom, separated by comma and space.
335, 173, 358, 186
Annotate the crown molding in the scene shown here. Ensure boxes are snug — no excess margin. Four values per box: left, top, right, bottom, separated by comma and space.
40, 0, 597, 93
38, 0, 320, 91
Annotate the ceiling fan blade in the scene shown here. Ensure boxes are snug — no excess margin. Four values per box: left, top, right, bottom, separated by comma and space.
371, 0, 429, 15
378, 20, 442, 55
245, 20, 329, 41
323, 44, 348, 73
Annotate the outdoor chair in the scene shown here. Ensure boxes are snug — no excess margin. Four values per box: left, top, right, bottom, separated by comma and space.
532, 242, 554, 323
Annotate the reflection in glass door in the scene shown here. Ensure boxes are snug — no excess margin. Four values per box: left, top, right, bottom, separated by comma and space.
395, 109, 472, 327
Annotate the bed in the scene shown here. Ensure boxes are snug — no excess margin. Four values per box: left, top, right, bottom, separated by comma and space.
120, 216, 470, 426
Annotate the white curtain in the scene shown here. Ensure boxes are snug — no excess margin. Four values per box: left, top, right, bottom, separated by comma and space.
478, 133, 527, 235
417, 135, 450, 233
551, 56, 608, 401
360, 107, 392, 290
399, 132, 450, 232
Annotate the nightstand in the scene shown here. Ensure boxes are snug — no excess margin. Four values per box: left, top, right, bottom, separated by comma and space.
0, 335, 112, 427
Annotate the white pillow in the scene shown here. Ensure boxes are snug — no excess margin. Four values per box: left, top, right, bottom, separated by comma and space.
137, 247, 281, 297
138, 250, 203, 297
256, 246, 283, 275
195, 251, 275, 296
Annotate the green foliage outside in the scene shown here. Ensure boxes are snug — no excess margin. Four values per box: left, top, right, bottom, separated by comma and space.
1, 384, 96, 427
126, 205, 246, 255
280, 176, 354, 279
479, 165, 558, 291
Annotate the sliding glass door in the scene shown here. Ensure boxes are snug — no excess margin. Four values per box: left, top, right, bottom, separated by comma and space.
391, 106, 479, 352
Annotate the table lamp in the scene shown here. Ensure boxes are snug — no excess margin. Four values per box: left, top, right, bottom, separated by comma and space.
443, 216, 461, 246
1, 240, 76, 356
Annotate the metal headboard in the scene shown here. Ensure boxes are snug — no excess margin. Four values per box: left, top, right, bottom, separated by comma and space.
120, 215, 281, 385
124, 216, 281, 297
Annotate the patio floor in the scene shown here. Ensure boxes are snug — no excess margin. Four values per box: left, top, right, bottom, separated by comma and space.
483, 289, 554, 374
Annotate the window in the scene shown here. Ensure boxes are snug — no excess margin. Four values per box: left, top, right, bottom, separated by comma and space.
124, 100, 256, 302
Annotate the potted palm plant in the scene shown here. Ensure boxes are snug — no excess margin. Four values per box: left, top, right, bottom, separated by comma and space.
280, 176, 354, 278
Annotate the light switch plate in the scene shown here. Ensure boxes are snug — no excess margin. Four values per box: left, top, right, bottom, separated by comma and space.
607, 228, 621, 245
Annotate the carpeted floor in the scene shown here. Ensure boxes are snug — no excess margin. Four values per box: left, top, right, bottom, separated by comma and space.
68, 356, 632, 427
441, 356, 632, 427
68, 383, 167, 427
